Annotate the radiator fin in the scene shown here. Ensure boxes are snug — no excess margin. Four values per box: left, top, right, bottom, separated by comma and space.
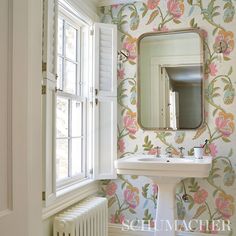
53, 197, 108, 236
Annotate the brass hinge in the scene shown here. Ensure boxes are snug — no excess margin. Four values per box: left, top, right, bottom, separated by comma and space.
42, 191, 46, 201
42, 62, 47, 72
42, 85, 47, 95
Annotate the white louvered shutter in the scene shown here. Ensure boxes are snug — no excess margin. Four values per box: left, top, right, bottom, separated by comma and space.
42, 0, 58, 206
42, 0, 58, 80
94, 23, 117, 97
93, 23, 117, 180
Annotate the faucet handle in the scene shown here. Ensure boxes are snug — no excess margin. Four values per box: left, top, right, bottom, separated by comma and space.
178, 147, 185, 158
165, 147, 172, 158
155, 146, 161, 157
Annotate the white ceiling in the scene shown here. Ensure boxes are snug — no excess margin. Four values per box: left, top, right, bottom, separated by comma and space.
166, 66, 202, 83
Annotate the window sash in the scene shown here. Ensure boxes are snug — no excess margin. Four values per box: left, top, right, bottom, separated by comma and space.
56, 12, 87, 188
57, 17, 81, 96
56, 95, 87, 187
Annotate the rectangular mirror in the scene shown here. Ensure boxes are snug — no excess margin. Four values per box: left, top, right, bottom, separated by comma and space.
138, 29, 204, 130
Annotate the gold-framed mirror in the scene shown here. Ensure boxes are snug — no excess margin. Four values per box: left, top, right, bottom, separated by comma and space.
137, 29, 205, 130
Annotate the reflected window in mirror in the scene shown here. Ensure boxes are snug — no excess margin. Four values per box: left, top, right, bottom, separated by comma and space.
138, 29, 204, 130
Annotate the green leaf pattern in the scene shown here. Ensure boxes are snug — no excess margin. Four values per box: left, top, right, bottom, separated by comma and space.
100, 1, 236, 234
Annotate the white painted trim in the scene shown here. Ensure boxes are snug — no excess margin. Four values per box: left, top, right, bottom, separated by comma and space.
42, 180, 99, 219
98, 0, 143, 7
108, 224, 227, 236
66, 0, 99, 21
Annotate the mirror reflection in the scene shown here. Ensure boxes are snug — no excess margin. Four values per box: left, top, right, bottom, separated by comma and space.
138, 30, 204, 130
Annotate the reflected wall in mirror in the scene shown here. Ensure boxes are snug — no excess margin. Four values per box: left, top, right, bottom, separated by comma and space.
138, 29, 204, 130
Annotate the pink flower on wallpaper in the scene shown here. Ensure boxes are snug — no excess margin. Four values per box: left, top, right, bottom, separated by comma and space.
123, 37, 137, 61
111, 4, 120, 9
194, 189, 208, 204
148, 148, 158, 155
209, 63, 218, 76
110, 214, 125, 224
208, 143, 218, 157
118, 68, 125, 80
200, 224, 218, 234
215, 192, 235, 219
200, 30, 208, 39
106, 182, 117, 196
149, 220, 156, 228
124, 186, 140, 209
118, 139, 125, 153
215, 111, 234, 137
123, 111, 139, 135
152, 184, 158, 195
167, 0, 184, 19
214, 30, 234, 56
147, 0, 160, 10
160, 25, 169, 32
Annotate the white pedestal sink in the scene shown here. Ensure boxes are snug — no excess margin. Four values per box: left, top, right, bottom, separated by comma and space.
115, 155, 212, 236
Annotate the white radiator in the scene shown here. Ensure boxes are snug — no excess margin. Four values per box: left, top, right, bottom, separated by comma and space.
53, 197, 108, 236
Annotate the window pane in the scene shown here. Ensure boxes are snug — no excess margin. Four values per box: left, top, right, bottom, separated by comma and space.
57, 57, 63, 90
65, 24, 77, 61
56, 139, 69, 181
71, 138, 82, 176
72, 101, 82, 137
64, 61, 76, 94
56, 97, 68, 137
58, 18, 63, 55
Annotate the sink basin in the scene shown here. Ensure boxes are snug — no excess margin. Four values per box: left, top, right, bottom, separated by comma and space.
115, 154, 212, 178
115, 154, 212, 236
138, 157, 193, 163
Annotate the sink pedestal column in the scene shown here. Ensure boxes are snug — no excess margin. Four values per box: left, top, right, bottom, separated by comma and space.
152, 178, 181, 236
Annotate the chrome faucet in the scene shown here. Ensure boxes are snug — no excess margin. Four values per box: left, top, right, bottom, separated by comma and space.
154, 146, 161, 158
165, 147, 173, 158
178, 147, 185, 158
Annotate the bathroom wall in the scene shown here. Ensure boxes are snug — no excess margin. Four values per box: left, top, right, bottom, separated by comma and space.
100, 0, 236, 234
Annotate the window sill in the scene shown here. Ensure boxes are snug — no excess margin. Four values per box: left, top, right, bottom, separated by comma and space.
42, 179, 99, 220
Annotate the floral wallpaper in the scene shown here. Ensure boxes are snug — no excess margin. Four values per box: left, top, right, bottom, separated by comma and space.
99, 0, 236, 234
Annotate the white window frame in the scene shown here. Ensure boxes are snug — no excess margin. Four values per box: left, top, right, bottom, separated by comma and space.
42, 0, 117, 218
56, 10, 88, 190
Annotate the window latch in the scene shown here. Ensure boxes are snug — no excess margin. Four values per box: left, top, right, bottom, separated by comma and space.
56, 88, 63, 93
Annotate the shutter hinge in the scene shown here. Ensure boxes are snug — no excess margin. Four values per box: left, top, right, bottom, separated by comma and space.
42, 191, 46, 201
95, 98, 98, 106
42, 62, 47, 72
95, 89, 98, 96
42, 85, 47, 95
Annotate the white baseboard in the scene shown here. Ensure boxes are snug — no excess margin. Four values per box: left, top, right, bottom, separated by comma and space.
108, 223, 227, 236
